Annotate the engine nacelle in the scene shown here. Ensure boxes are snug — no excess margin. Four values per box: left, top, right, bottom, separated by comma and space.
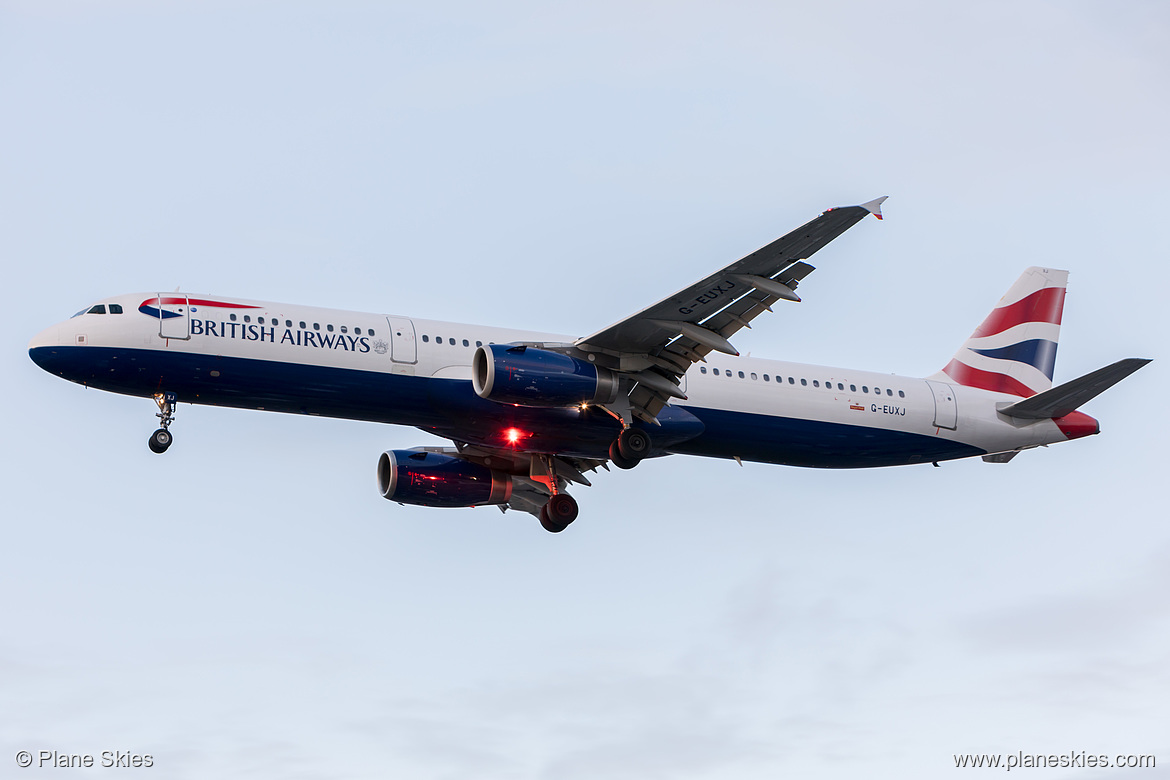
377, 450, 512, 508
472, 344, 618, 407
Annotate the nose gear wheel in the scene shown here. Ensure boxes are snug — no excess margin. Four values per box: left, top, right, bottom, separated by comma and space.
149, 392, 177, 454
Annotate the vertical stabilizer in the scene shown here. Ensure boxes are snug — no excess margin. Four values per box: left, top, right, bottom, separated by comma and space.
930, 267, 1068, 397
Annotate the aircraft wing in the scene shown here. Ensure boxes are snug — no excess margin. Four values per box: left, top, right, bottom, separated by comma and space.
573, 197, 887, 424
440, 442, 606, 518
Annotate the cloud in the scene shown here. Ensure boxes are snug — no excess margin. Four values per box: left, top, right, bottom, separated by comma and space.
956, 544, 1170, 654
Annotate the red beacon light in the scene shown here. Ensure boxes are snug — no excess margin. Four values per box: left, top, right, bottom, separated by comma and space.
504, 427, 527, 445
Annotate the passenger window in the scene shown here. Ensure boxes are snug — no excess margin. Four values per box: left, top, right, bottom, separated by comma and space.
874, 387, 880, 395
476, 341, 483, 347
763, 374, 770, 382
850, 384, 856, 392
108, 304, 123, 314
462, 339, 469, 347
887, 389, 893, 396
327, 324, 334, 332
788, 377, 795, 384
299, 321, 306, 329
422, 335, 430, 343
713, 368, 720, 376
800, 378, 807, 386
813, 380, 819, 387
738, 371, 745, 379
700, 367, 707, 374
751, 373, 757, 380
449, 338, 456, 345
898, 390, 905, 398
244, 315, 251, 323
287, 320, 293, 327
862, 386, 869, 393
340, 326, 347, 333
230, 313, 237, 321
436, 336, 443, 344
87, 304, 106, 314
838, 383, 844, 390
313, 323, 320, 331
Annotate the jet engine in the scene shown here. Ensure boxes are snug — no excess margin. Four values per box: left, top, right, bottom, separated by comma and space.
472, 344, 618, 407
377, 450, 512, 508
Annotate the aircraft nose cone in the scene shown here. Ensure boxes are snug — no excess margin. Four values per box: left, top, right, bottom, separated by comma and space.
28, 324, 62, 370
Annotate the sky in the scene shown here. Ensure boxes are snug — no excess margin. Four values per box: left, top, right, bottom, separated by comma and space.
2, 1, 1168, 777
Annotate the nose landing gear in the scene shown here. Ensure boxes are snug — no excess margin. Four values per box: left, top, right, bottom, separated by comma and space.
148, 392, 177, 454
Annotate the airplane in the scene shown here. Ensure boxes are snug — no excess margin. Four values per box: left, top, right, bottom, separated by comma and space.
28, 197, 1150, 532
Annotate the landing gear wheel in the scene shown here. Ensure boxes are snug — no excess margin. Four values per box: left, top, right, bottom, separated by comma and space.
148, 428, 172, 454
609, 440, 638, 470
150, 392, 177, 454
539, 505, 560, 533
540, 493, 578, 533
618, 427, 651, 461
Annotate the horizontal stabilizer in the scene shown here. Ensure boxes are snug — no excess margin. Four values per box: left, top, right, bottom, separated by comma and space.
999, 358, 1151, 420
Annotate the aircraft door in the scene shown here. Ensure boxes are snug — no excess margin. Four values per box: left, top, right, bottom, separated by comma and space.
386, 316, 417, 364
157, 294, 191, 340
925, 380, 957, 430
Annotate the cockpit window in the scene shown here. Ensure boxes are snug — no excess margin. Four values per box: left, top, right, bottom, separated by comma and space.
72, 302, 122, 317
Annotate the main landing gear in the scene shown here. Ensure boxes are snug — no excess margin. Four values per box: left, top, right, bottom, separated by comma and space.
148, 392, 177, 454
539, 493, 579, 533
537, 427, 648, 531
534, 453, 580, 533
608, 427, 651, 470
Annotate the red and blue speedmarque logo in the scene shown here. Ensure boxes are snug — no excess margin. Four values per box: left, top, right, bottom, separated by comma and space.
138, 297, 260, 319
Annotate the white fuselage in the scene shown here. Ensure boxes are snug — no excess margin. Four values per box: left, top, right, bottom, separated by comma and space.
28, 292, 1089, 469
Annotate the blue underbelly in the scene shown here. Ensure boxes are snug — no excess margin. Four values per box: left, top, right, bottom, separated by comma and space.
671, 405, 982, 467
30, 346, 983, 467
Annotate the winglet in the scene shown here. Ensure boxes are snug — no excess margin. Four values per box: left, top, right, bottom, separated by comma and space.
860, 195, 888, 220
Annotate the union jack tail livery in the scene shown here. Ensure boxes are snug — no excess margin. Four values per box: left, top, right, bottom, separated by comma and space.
934, 266, 1068, 398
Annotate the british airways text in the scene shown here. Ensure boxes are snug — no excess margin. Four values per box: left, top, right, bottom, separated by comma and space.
189, 320, 372, 352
